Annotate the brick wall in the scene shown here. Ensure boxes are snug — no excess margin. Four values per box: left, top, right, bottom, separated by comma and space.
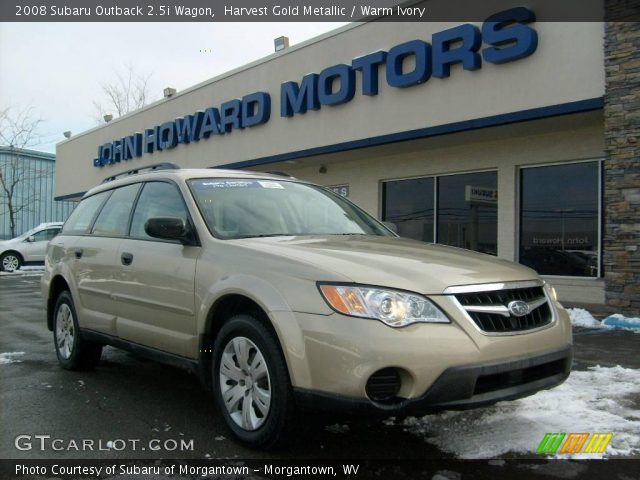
604, 2, 640, 314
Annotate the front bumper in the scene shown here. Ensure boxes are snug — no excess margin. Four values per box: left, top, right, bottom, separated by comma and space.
293, 346, 572, 415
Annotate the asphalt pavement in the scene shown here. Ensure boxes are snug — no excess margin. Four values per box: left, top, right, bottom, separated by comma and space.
1, 273, 638, 479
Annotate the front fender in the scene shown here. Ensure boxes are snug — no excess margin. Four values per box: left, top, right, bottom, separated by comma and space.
196, 274, 312, 388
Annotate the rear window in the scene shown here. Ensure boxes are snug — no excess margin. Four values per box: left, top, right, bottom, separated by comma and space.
91, 184, 141, 237
62, 191, 111, 235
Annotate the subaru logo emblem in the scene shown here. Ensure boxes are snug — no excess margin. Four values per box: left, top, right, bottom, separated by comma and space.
507, 300, 530, 317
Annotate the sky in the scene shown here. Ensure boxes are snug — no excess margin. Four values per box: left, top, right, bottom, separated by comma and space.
0, 22, 346, 153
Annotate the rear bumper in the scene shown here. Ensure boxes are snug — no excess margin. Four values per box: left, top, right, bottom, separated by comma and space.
293, 346, 572, 415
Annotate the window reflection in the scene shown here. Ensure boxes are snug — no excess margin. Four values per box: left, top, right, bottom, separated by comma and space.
383, 177, 434, 242
437, 172, 498, 255
519, 162, 600, 277
383, 171, 498, 255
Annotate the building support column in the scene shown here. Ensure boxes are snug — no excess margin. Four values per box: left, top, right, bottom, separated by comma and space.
603, 3, 640, 314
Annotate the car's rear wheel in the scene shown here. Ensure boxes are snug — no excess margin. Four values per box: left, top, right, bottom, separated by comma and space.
212, 314, 296, 449
1, 252, 22, 272
53, 291, 102, 370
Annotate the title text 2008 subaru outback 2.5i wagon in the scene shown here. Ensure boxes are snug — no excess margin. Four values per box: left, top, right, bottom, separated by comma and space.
42, 164, 572, 448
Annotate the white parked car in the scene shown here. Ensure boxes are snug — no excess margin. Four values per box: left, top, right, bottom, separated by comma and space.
0, 222, 64, 272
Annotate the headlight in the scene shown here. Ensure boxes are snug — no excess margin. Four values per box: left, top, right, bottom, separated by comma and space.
318, 284, 450, 327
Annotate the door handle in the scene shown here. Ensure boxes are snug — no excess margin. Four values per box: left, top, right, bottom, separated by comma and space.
121, 252, 134, 266
74, 249, 83, 259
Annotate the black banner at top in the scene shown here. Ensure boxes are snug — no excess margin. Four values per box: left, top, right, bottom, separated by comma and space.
0, 0, 635, 22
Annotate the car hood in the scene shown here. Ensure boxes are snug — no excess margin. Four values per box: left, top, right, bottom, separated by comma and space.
0, 238, 20, 248
235, 235, 539, 294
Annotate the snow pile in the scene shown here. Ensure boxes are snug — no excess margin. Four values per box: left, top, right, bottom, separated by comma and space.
602, 314, 640, 332
0, 352, 26, 364
398, 366, 640, 459
567, 308, 640, 332
567, 308, 602, 328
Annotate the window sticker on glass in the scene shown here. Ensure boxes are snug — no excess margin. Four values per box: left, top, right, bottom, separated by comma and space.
258, 181, 284, 189
194, 180, 258, 189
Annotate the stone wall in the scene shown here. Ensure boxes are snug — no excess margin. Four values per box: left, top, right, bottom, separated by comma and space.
604, 2, 640, 314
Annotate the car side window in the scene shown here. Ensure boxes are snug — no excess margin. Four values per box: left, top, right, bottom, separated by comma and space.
130, 182, 189, 240
62, 191, 112, 235
31, 228, 60, 242
91, 184, 141, 237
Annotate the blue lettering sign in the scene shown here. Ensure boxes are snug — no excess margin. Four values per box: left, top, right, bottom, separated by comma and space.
200, 107, 222, 138
220, 99, 243, 133
242, 92, 271, 127
280, 74, 320, 117
432, 24, 482, 78
386, 40, 432, 88
158, 121, 178, 150
123, 133, 142, 160
352, 51, 387, 96
144, 127, 159, 154
95, 7, 538, 167
482, 7, 538, 64
176, 113, 203, 143
318, 64, 356, 106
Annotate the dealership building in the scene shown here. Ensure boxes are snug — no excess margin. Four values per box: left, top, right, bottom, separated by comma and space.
55, 4, 639, 313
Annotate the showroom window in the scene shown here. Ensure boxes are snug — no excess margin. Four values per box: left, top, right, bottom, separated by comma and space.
383, 177, 434, 243
382, 171, 497, 254
519, 161, 601, 277
437, 171, 497, 255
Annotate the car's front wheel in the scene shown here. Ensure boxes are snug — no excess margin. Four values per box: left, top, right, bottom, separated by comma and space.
212, 314, 296, 449
53, 291, 103, 370
0, 251, 22, 272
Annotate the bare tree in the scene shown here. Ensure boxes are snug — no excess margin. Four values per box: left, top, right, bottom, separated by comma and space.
93, 63, 153, 121
0, 106, 46, 238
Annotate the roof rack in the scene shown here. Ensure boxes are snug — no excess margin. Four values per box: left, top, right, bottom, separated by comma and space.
101, 163, 180, 183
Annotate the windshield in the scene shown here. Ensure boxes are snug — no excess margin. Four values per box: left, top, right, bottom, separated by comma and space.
188, 178, 393, 239
12, 226, 46, 241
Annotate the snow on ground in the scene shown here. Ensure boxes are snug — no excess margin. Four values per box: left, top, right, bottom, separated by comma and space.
602, 314, 640, 331
0, 352, 26, 365
567, 308, 640, 332
0, 266, 45, 277
397, 366, 640, 459
567, 308, 602, 328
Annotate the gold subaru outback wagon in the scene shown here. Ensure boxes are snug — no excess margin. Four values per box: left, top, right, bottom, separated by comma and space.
42, 164, 572, 448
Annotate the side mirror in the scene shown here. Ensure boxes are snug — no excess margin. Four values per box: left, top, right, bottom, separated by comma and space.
27, 236, 35, 243
144, 217, 196, 245
382, 221, 398, 234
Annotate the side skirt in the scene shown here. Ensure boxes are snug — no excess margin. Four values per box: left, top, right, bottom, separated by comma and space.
81, 329, 199, 374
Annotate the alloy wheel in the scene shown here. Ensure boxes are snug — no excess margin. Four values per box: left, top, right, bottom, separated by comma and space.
55, 304, 75, 359
2, 255, 19, 272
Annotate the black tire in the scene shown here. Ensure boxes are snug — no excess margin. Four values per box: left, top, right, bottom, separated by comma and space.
212, 314, 296, 449
53, 290, 102, 370
0, 251, 23, 272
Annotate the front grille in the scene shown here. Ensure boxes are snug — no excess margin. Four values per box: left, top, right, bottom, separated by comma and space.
455, 286, 552, 333
474, 359, 566, 395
